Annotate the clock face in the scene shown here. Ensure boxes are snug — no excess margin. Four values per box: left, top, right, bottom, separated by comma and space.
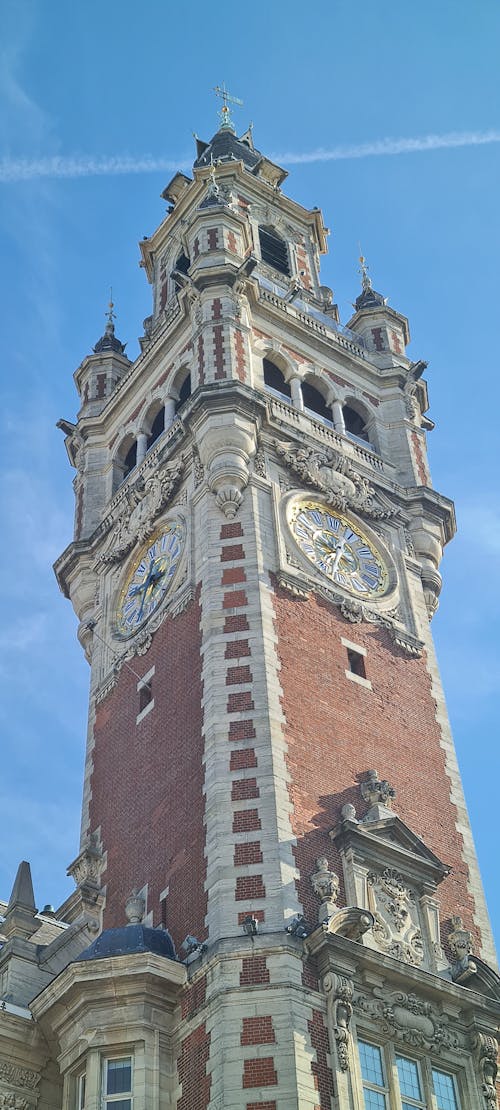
116, 521, 185, 637
288, 500, 389, 598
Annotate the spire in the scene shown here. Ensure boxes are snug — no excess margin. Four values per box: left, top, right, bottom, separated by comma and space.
93, 291, 126, 354
213, 83, 243, 133
354, 253, 387, 311
7, 860, 35, 913
3, 860, 38, 940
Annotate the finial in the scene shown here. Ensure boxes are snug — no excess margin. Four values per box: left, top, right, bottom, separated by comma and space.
358, 252, 372, 292
105, 288, 116, 336
213, 82, 243, 133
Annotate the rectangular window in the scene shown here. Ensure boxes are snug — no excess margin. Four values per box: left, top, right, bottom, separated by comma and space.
104, 1057, 132, 1109
396, 1054, 425, 1108
432, 1068, 460, 1110
77, 1073, 86, 1110
359, 1040, 388, 1108
347, 647, 366, 678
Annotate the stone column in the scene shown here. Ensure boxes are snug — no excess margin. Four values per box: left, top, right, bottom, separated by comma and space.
290, 376, 304, 411
332, 400, 345, 434
136, 433, 148, 465
164, 395, 177, 429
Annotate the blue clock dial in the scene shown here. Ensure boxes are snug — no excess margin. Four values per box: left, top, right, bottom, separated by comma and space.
116, 521, 184, 637
289, 501, 388, 598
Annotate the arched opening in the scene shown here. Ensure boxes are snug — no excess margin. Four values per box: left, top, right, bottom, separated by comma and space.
263, 358, 292, 401
146, 406, 165, 450
302, 380, 332, 425
258, 225, 290, 276
123, 440, 137, 478
343, 404, 369, 442
175, 373, 191, 413
173, 252, 191, 290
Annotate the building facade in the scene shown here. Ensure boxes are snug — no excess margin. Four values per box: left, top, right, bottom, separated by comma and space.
0, 113, 498, 1109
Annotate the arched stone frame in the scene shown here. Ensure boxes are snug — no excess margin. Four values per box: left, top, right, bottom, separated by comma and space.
165, 358, 193, 418
251, 338, 303, 408
301, 367, 336, 426
111, 428, 139, 495
341, 392, 379, 452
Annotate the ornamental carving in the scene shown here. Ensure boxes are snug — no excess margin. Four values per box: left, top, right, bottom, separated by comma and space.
324, 973, 354, 1071
367, 867, 424, 966
0, 1062, 38, 1090
274, 439, 398, 521
97, 456, 186, 566
472, 1032, 498, 1109
360, 769, 396, 809
0, 1095, 30, 1109
67, 831, 103, 889
448, 914, 474, 961
354, 988, 461, 1053
310, 857, 339, 922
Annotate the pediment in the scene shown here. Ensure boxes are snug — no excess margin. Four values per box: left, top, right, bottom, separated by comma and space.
331, 811, 449, 891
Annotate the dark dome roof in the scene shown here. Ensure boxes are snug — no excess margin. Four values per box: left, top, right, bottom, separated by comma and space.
354, 286, 387, 311
194, 128, 261, 172
77, 924, 176, 962
93, 331, 126, 354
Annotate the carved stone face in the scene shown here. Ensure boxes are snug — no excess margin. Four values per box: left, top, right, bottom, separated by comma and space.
115, 520, 185, 637
288, 499, 389, 598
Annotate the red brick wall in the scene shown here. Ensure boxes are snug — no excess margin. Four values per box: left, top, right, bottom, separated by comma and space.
272, 581, 480, 948
178, 1024, 211, 1110
89, 593, 206, 949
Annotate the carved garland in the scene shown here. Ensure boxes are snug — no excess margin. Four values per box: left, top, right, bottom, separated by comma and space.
354, 988, 462, 1053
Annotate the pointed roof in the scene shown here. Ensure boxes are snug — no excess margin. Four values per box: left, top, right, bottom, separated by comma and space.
193, 127, 262, 172
7, 859, 36, 913
353, 254, 387, 310
93, 298, 126, 355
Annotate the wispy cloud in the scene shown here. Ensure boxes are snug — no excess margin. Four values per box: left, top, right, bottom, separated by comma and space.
1, 129, 499, 184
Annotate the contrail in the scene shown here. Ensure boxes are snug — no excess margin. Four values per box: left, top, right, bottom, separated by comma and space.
0, 129, 499, 184
273, 128, 500, 165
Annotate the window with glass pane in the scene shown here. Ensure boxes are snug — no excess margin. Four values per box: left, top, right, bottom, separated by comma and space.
77, 1073, 86, 1110
359, 1041, 388, 1109
105, 1057, 132, 1109
432, 1068, 460, 1110
396, 1055, 425, 1108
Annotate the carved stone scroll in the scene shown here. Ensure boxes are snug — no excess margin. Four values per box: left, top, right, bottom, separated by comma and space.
324, 973, 354, 1071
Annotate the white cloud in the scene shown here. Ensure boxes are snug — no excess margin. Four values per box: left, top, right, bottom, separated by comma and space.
1, 129, 500, 184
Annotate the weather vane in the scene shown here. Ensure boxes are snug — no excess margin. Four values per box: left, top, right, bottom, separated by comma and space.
213, 83, 243, 132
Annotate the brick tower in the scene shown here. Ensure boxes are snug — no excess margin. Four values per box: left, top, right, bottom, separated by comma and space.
1, 105, 499, 1110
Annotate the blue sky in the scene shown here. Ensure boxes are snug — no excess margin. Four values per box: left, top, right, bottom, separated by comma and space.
1, 0, 499, 949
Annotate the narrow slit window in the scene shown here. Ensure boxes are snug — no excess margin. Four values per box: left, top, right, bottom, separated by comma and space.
139, 682, 152, 714
347, 648, 366, 679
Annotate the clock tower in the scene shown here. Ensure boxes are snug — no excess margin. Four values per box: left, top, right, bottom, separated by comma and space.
2, 104, 499, 1110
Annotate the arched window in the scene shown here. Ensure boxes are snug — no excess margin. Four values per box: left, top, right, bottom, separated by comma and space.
343, 404, 369, 442
175, 373, 191, 413
258, 225, 290, 276
146, 406, 165, 450
123, 441, 137, 478
302, 380, 332, 425
172, 252, 191, 290
263, 358, 291, 400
